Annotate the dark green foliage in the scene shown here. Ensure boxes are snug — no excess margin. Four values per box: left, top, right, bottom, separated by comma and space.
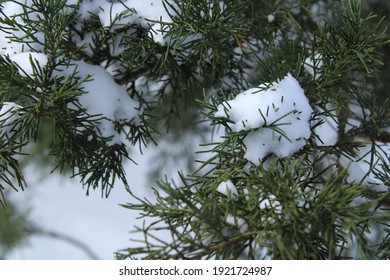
117, 156, 388, 259
115, 0, 390, 259
0, 0, 151, 199
0, 0, 389, 259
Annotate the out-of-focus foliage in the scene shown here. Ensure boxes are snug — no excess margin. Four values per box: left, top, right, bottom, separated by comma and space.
0, 198, 27, 258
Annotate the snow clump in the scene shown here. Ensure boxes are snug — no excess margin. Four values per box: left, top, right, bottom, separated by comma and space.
267, 14, 275, 23
57, 60, 142, 145
215, 73, 313, 165
217, 180, 238, 197
97, 0, 174, 46
0, 1, 145, 147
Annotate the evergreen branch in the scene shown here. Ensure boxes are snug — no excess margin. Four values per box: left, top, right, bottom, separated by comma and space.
189, 231, 259, 259
25, 224, 100, 260
362, 189, 390, 207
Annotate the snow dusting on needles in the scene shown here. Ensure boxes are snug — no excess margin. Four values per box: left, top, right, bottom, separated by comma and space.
215, 74, 313, 164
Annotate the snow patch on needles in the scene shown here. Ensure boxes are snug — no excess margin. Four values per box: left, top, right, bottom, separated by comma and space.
340, 140, 390, 190
0, 1, 45, 56
225, 214, 248, 233
9, 52, 48, 78
313, 103, 338, 146
98, 0, 174, 46
217, 180, 238, 198
215, 74, 313, 164
304, 53, 323, 80
0, 102, 22, 139
58, 60, 142, 145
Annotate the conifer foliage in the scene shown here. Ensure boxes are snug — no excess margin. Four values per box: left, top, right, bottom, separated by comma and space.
0, 0, 389, 259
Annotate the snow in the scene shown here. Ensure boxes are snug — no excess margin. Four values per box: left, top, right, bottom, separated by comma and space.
97, 0, 174, 46
313, 103, 338, 146
0, 1, 144, 146
65, 0, 176, 65
1, 0, 387, 260
57, 60, 142, 145
217, 180, 238, 197
1, 1, 149, 145
340, 140, 390, 189
9, 52, 48, 78
98, 0, 171, 28
149, 22, 169, 46
75, 32, 96, 57
304, 53, 323, 80
1, 0, 174, 58
7, 150, 166, 260
225, 214, 248, 233
0, 102, 22, 139
267, 14, 275, 23
259, 194, 282, 213
215, 73, 313, 164
0, 1, 45, 56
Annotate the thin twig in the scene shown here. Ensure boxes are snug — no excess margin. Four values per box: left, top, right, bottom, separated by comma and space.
25, 225, 100, 260
190, 231, 258, 259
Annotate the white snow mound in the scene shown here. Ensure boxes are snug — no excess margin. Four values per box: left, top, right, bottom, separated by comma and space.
215, 73, 313, 164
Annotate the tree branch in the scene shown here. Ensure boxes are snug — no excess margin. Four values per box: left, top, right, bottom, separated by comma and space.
25, 225, 100, 260
190, 231, 258, 259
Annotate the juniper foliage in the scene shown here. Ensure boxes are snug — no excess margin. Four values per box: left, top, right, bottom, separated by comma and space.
116, 0, 390, 260
0, 0, 389, 259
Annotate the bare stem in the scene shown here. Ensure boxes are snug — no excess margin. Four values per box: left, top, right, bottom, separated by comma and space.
25, 224, 100, 260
